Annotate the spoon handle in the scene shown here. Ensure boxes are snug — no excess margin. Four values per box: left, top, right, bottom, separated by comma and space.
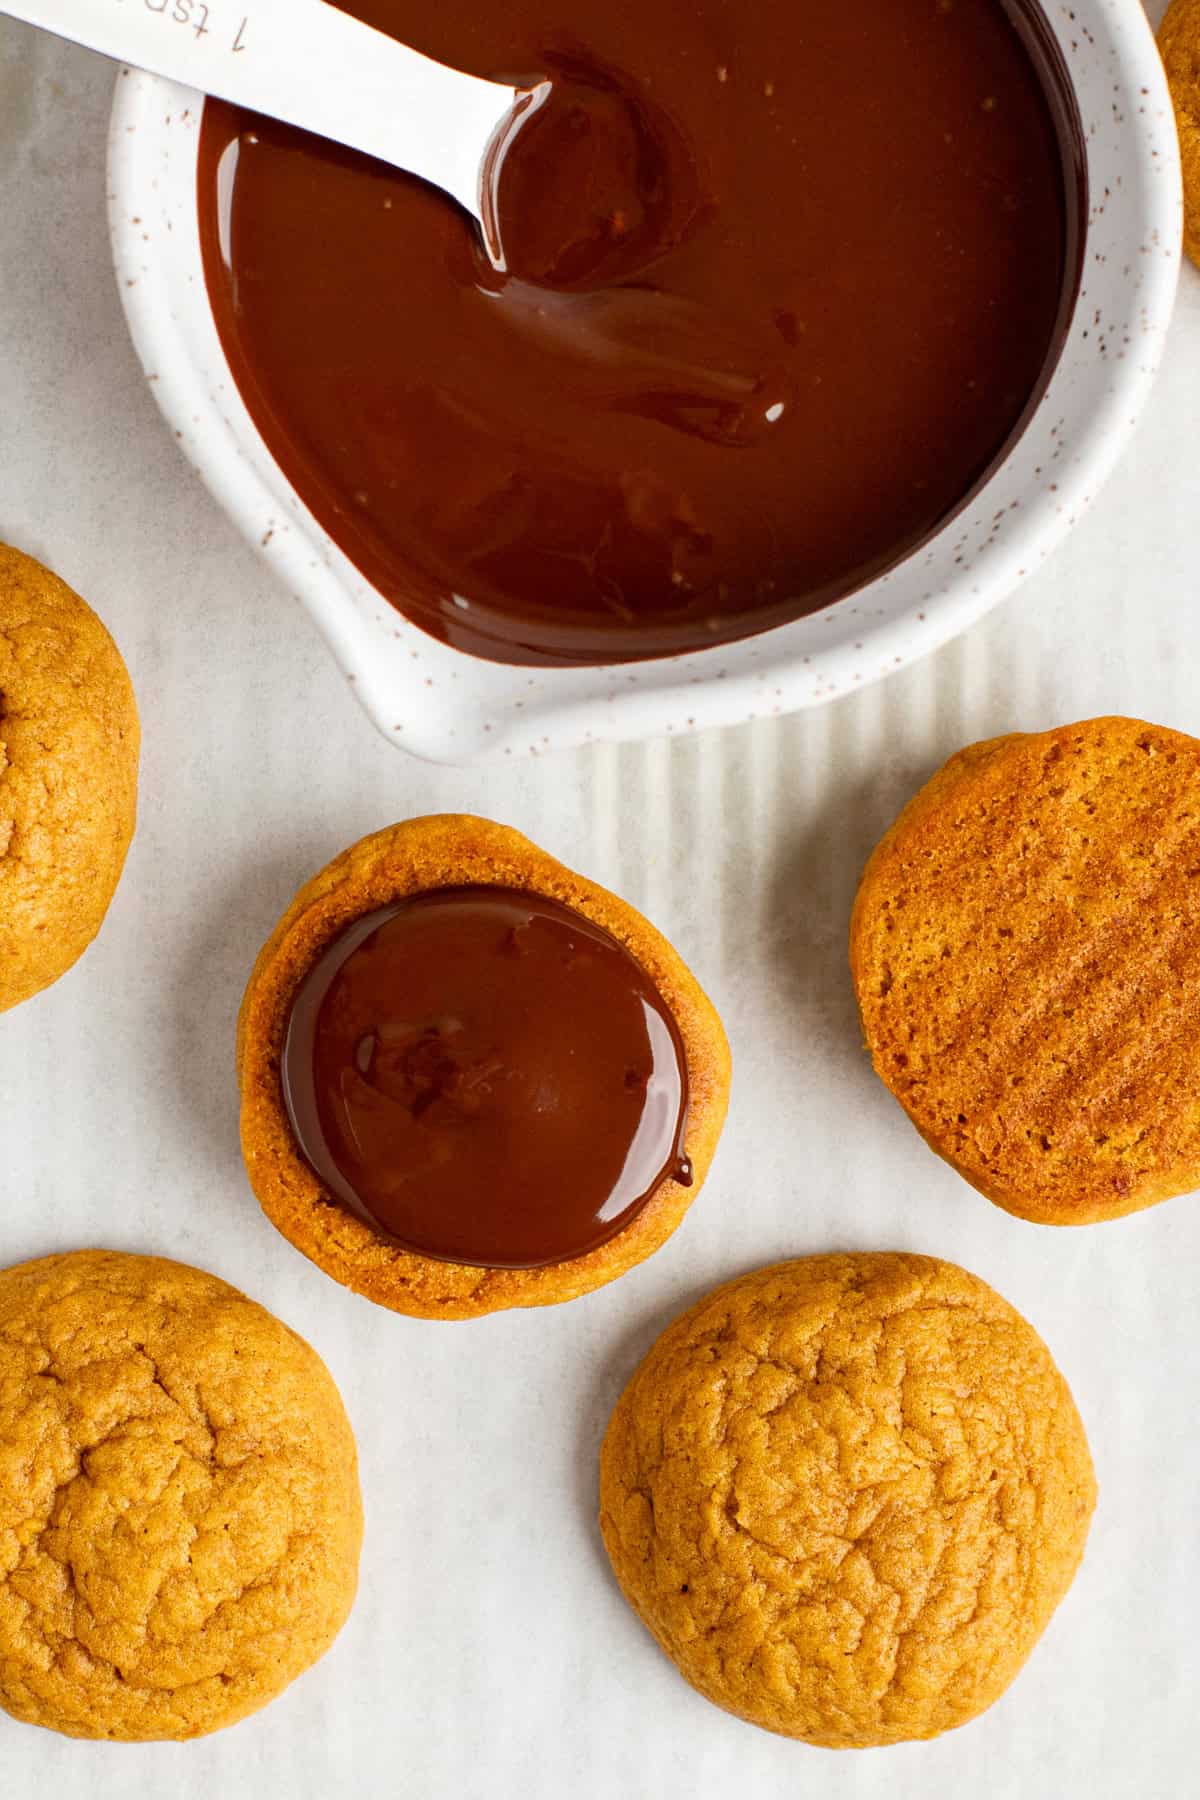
3, 0, 517, 218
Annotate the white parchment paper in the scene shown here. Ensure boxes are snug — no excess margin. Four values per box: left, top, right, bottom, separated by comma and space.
2, 15, 1199, 1798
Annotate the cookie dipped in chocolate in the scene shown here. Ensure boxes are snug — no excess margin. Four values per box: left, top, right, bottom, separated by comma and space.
198, 0, 1083, 666
280, 886, 691, 1268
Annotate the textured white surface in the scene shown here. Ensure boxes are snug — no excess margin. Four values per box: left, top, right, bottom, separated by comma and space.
2, 11, 1200, 1798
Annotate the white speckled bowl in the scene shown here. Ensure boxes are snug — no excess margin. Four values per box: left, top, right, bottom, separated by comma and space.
108, 3, 1180, 764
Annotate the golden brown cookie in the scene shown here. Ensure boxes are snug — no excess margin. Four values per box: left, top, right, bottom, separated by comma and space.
237, 815, 731, 1319
850, 716, 1200, 1224
0, 544, 139, 1011
0, 1250, 362, 1741
600, 1252, 1095, 1749
1160, 0, 1200, 268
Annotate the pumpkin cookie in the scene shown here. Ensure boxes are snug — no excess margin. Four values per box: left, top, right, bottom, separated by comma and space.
1160, 0, 1200, 267
600, 1253, 1095, 1749
851, 717, 1200, 1224
0, 544, 139, 1011
0, 1250, 362, 1741
238, 815, 730, 1319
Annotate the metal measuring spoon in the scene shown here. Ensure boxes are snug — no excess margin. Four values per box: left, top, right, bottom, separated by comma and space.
3, 0, 546, 252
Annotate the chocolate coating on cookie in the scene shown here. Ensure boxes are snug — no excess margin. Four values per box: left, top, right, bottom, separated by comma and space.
237, 816, 731, 1318
281, 886, 691, 1269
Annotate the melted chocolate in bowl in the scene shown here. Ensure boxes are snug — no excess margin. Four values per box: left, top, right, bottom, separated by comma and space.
198, 0, 1084, 666
280, 887, 691, 1269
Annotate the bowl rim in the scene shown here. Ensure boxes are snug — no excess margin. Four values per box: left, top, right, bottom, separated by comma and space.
106, 1, 1182, 764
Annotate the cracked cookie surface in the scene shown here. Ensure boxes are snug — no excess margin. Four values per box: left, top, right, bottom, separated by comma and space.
599, 1253, 1095, 1748
1160, 0, 1200, 267
0, 544, 139, 1012
850, 717, 1200, 1224
0, 1250, 362, 1740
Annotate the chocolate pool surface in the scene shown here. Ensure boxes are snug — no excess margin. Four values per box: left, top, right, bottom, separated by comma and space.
281, 886, 691, 1267
199, 0, 1083, 665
